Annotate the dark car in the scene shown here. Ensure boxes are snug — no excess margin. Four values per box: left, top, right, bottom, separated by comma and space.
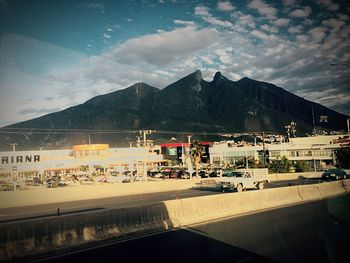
321, 168, 347, 181
46, 176, 68, 188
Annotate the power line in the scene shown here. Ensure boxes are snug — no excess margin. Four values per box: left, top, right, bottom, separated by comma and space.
0, 127, 276, 137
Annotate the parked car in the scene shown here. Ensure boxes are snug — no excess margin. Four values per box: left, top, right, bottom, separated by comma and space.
321, 168, 347, 181
46, 176, 67, 188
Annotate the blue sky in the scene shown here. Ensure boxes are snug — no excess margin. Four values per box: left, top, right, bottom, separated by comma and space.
0, 0, 349, 127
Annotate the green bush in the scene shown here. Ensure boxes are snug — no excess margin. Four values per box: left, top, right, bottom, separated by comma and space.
294, 160, 313, 172
268, 156, 292, 173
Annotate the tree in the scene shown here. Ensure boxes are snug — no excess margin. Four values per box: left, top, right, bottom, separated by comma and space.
190, 140, 204, 178
294, 160, 313, 172
335, 147, 350, 168
268, 156, 292, 173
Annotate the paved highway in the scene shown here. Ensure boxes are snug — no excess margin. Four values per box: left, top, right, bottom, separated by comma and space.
23, 193, 350, 263
0, 177, 325, 223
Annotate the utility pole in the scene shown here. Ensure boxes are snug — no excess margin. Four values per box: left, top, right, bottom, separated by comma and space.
347, 118, 350, 135
139, 130, 153, 147
262, 132, 266, 167
311, 105, 316, 135
187, 134, 192, 145
88, 132, 92, 176
139, 130, 154, 182
186, 135, 193, 179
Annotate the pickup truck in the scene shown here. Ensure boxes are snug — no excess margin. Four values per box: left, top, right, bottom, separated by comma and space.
218, 168, 269, 192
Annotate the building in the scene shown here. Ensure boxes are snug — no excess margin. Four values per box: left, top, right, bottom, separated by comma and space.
0, 144, 164, 178
209, 135, 350, 168
160, 142, 212, 164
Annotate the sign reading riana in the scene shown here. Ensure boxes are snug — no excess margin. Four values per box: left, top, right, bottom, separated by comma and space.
1, 155, 40, 164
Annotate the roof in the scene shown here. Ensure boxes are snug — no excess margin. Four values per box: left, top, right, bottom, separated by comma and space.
160, 142, 212, 147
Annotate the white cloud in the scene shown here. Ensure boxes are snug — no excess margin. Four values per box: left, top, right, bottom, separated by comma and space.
308, 27, 328, 43
174, 20, 196, 27
237, 14, 256, 28
201, 56, 214, 64
322, 33, 343, 49
113, 26, 220, 66
251, 29, 276, 41
288, 25, 303, 34
316, 0, 339, 11
289, 6, 312, 18
248, 0, 277, 19
273, 18, 290, 27
340, 25, 350, 38
195, 5, 233, 27
215, 47, 234, 64
337, 14, 350, 21
322, 18, 345, 31
261, 24, 278, 33
217, 1, 235, 12
194, 5, 210, 16
282, 0, 297, 6
296, 35, 310, 43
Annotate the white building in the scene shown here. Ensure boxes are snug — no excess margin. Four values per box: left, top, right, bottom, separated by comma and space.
0, 144, 164, 177
210, 135, 349, 167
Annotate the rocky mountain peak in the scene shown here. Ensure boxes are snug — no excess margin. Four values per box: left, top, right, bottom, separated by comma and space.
212, 71, 222, 85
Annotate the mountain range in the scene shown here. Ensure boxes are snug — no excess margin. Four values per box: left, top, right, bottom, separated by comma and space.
1, 70, 348, 150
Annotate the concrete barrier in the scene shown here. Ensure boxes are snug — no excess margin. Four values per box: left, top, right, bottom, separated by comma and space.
317, 180, 348, 197
270, 172, 322, 181
0, 203, 173, 261
1, 179, 349, 261
164, 186, 303, 227
297, 184, 323, 201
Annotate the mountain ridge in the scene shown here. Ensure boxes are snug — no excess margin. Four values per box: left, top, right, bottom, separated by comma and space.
1, 70, 348, 150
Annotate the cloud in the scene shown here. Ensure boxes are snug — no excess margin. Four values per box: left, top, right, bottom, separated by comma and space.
247, 0, 277, 19
174, 20, 196, 27
288, 25, 303, 34
296, 34, 310, 43
322, 18, 345, 31
113, 26, 220, 66
195, 5, 233, 27
308, 27, 328, 43
316, 0, 339, 11
214, 47, 234, 64
337, 14, 350, 21
289, 6, 312, 18
261, 24, 278, 33
217, 1, 235, 12
251, 29, 277, 41
19, 107, 62, 115
322, 33, 343, 49
282, 0, 297, 7
201, 55, 214, 64
273, 18, 290, 27
237, 14, 256, 29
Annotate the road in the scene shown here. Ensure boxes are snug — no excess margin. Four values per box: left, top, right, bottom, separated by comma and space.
21, 193, 350, 263
0, 177, 325, 223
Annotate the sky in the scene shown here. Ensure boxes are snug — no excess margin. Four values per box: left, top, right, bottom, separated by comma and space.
0, 0, 349, 127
